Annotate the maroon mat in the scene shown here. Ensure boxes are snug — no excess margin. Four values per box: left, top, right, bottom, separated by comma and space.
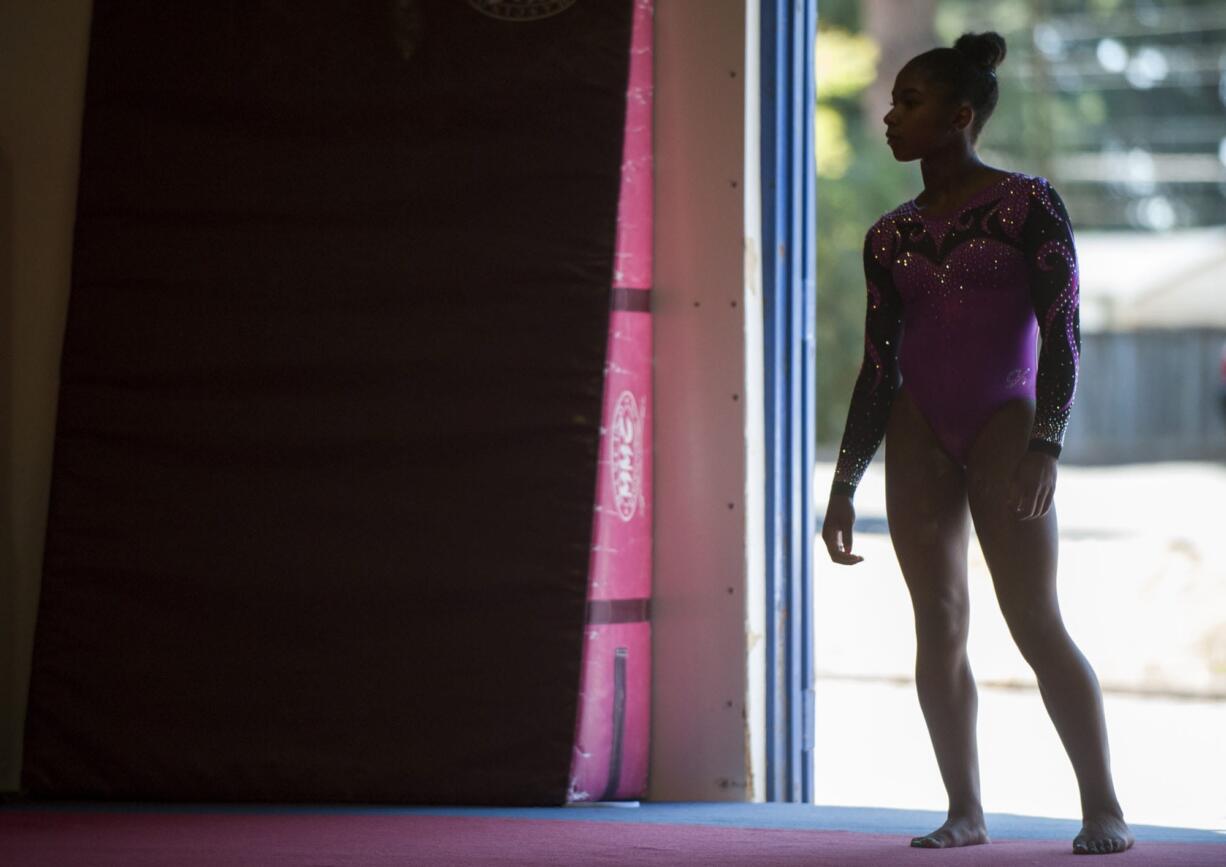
1, 811, 1220, 866
23, 0, 634, 805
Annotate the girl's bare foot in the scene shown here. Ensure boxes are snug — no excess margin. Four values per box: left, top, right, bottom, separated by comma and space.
910, 813, 990, 848
1073, 810, 1134, 855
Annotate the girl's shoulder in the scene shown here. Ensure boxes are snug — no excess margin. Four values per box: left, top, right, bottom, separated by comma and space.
863, 209, 904, 267
875, 199, 913, 228
868, 171, 1061, 233
1007, 172, 1074, 217
865, 204, 908, 246
1011, 172, 1074, 225
1008, 170, 1056, 197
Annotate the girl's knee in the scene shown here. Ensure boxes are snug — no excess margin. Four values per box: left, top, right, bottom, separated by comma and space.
1003, 605, 1067, 664
914, 595, 971, 653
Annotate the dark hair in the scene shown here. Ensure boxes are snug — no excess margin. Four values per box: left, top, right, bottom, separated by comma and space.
906, 31, 1007, 141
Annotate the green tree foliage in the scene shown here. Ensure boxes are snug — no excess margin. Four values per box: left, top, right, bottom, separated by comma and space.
815, 24, 918, 443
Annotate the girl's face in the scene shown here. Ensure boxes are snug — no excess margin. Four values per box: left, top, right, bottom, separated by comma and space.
882, 64, 972, 161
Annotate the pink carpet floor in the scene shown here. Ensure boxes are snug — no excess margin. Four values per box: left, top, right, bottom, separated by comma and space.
2, 809, 1223, 865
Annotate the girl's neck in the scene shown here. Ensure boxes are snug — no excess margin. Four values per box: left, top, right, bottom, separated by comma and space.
918, 145, 989, 202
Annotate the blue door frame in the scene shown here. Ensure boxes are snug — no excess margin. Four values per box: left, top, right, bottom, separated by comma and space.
760, 0, 818, 802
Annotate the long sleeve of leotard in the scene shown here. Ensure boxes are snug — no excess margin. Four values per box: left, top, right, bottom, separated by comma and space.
1022, 178, 1081, 458
830, 222, 904, 499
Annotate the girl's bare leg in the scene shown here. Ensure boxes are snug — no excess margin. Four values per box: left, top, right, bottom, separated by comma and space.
965, 398, 1133, 855
885, 387, 989, 848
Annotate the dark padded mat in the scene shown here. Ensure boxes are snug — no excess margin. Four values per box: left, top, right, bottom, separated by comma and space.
22, 0, 632, 804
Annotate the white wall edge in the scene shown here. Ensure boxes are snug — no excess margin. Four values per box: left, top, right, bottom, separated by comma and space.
740, 0, 768, 804
649, 0, 751, 800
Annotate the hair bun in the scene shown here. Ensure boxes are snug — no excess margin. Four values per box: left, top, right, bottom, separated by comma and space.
954, 31, 1007, 72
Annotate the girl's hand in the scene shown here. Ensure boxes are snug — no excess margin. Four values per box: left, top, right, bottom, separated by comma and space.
821, 494, 865, 564
1007, 451, 1057, 520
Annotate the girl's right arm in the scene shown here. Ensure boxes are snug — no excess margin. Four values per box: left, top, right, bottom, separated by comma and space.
830, 221, 904, 499
822, 221, 904, 564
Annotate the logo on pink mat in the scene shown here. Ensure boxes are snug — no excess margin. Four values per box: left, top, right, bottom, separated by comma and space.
467, 0, 579, 21
611, 391, 644, 522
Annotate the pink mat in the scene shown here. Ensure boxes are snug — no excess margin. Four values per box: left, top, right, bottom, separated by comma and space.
569, 0, 654, 803
2, 811, 1221, 866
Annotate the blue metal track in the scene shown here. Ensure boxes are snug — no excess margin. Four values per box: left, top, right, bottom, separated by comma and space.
760, 0, 818, 803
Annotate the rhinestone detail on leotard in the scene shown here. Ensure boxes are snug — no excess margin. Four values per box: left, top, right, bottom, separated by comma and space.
830, 173, 1081, 498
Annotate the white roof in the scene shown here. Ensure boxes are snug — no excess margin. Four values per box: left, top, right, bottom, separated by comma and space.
1075, 227, 1226, 331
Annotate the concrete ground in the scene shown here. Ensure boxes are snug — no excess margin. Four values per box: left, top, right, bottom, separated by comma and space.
812, 458, 1226, 832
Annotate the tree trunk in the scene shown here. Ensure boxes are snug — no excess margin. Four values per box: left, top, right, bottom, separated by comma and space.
859, 0, 938, 137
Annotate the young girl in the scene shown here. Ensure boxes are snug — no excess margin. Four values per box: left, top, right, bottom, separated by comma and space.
820, 31, 1133, 856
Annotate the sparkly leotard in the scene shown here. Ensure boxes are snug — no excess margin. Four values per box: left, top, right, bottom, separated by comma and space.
831, 171, 1080, 498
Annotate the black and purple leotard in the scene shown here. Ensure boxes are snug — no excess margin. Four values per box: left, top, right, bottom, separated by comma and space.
831, 171, 1080, 498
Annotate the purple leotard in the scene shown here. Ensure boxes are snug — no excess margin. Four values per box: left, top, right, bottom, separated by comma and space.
831, 171, 1080, 498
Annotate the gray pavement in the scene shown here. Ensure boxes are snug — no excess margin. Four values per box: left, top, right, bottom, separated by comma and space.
812, 458, 1226, 831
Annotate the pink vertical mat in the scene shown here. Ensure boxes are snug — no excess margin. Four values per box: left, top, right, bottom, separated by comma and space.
568, 0, 654, 803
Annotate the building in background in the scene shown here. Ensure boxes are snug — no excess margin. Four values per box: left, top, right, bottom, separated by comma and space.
1069, 227, 1226, 462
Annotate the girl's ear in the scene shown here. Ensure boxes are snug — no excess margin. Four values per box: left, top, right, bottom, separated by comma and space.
953, 103, 974, 133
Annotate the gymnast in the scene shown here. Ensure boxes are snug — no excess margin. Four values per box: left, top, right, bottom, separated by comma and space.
820, 30, 1134, 856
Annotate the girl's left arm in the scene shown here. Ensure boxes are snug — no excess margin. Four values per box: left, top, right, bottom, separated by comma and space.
1023, 178, 1081, 458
